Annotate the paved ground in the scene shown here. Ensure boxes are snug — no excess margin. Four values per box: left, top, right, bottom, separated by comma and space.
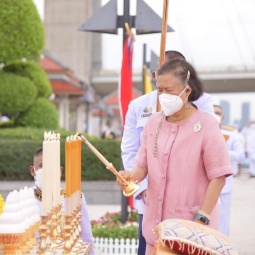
0, 168, 255, 254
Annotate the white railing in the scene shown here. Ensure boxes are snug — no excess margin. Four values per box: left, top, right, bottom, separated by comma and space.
94, 237, 139, 255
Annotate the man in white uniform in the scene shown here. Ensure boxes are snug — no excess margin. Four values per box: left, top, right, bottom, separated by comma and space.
214, 105, 245, 236
241, 121, 255, 177
121, 51, 214, 255
29, 149, 95, 255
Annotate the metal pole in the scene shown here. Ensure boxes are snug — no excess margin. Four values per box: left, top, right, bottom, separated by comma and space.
121, 0, 130, 224
142, 44, 147, 95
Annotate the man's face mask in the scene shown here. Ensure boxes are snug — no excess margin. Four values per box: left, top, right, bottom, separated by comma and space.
34, 167, 43, 191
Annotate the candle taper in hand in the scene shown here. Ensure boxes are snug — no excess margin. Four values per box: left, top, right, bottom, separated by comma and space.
76, 133, 139, 197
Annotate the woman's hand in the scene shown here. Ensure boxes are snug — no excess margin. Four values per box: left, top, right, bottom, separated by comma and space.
117, 170, 135, 190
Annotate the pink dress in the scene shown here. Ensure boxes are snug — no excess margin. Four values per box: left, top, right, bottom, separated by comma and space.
133, 109, 233, 247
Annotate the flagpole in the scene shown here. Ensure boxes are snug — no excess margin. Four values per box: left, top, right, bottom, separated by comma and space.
142, 44, 147, 95
121, 0, 130, 225
159, 0, 169, 67
157, 0, 169, 111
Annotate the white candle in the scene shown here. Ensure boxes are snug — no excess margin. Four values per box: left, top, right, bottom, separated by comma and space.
56, 133, 61, 205
52, 133, 58, 207
42, 133, 50, 216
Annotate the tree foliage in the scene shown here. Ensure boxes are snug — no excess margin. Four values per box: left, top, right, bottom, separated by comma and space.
0, 0, 44, 63
16, 98, 59, 129
4, 61, 52, 98
0, 71, 37, 116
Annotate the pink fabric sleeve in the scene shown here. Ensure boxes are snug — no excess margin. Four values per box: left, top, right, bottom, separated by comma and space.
202, 118, 233, 180
133, 122, 148, 168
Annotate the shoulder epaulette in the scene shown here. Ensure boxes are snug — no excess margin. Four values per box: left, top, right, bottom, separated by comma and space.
34, 189, 42, 201
222, 125, 235, 131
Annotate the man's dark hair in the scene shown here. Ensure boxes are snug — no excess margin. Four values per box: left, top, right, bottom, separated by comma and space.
34, 149, 42, 158
33, 149, 42, 165
165, 50, 186, 62
157, 59, 204, 102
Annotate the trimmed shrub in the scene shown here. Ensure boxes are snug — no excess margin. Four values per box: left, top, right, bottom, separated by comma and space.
0, 127, 101, 141
0, 0, 44, 63
91, 211, 139, 239
0, 71, 37, 116
16, 98, 59, 129
0, 139, 121, 181
3, 61, 52, 98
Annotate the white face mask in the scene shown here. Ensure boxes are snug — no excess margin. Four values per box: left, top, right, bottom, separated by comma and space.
214, 114, 222, 124
34, 167, 43, 191
159, 86, 189, 116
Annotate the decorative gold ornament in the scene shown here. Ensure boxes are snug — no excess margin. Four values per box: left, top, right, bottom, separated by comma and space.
0, 232, 24, 255
0, 194, 5, 215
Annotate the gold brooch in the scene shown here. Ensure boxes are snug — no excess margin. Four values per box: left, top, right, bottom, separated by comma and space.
194, 121, 202, 133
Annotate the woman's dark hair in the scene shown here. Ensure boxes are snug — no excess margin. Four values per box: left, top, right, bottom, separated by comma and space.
157, 59, 204, 102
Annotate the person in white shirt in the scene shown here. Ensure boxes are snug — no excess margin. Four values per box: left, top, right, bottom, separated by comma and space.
29, 149, 95, 255
214, 105, 245, 236
121, 50, 214, 255
241, 121, 255, 177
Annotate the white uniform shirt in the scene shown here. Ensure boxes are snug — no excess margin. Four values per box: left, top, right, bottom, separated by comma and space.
121, 90, 214, 214
221, 128, 245, 193
32, 186, 95, 255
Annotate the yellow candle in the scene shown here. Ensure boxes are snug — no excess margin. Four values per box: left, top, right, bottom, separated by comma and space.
77, 140, 81, 193
71, 140, 76, 195
65, 138, 72, 197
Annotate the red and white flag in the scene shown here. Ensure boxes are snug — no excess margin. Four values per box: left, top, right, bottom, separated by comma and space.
118, 36, 134, 209
118, 36, 133, 131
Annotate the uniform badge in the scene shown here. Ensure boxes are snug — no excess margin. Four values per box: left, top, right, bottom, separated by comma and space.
141, 106, 153, 118
143, 107, 148, 113
194, 121, 202, 133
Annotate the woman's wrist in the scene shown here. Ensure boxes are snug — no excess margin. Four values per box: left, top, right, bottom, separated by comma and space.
194, 210, 211, 225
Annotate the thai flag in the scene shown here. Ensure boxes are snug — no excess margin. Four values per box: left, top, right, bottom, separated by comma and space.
118, 36, 133, 131
118, 36, 135, 209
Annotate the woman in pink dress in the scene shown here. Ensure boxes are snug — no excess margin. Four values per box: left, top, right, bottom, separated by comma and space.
118, 59, 233, 255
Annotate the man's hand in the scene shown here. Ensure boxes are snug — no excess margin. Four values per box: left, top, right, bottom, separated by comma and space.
139, 189, 147, 203
117, 170, 135, 190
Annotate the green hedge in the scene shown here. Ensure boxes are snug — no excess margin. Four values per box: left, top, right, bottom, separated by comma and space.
3, 61, 52, 98
0, 139, 121, 181
0, 71, 37, 116
16, 98, 59, 129
0, 127, 100, 141
0, 0, 44, 63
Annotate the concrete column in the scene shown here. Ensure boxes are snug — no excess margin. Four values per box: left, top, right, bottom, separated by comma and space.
76, 104, 86, 133
64, 97, 70, 131
58, 99, 65, 128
